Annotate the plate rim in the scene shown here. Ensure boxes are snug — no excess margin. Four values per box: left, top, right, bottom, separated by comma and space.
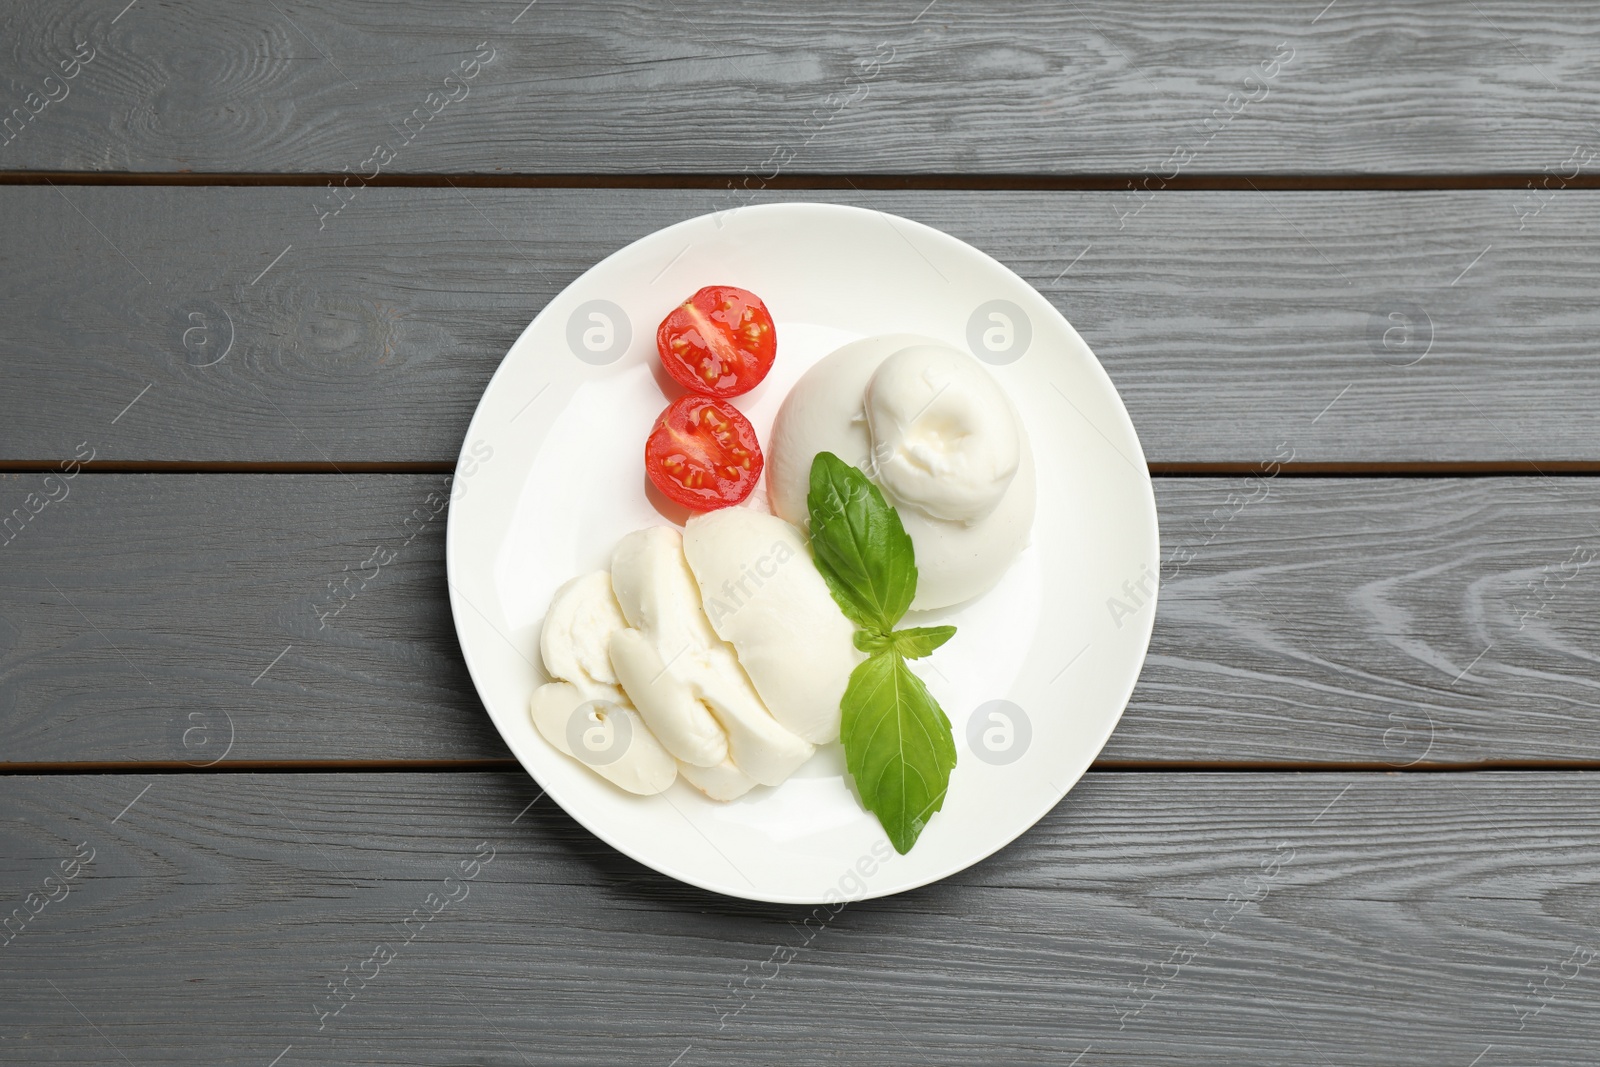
445, 200, 1160, 903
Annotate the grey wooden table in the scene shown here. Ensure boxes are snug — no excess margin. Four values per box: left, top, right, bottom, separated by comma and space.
5, 2, 1600, 1063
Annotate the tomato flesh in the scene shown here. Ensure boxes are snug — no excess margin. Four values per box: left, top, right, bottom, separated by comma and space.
656, 285, 777, 397
644, 395, 764, 511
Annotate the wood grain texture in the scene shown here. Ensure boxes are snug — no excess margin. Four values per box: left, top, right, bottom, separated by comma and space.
4, 185, 1600, 466
6, 474, 1600, 766
3, 1, 1599, 174
2, 770, 1598, 1065
0, 473, 499, 765
1113, 476, 1600, 766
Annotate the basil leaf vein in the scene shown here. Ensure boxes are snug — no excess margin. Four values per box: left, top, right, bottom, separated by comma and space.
806, 451, 961, 854
806, 452, 917, 635
839, 649, 958, 855
887, 625, 956, 659
855, 625, 957, 658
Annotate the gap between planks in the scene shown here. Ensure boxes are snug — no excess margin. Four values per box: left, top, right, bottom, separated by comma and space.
10, 462, 1600, 476
7, 758, 1600, 776
1, 171, 1596, 191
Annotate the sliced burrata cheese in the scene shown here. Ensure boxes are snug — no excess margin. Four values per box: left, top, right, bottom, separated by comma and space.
677, 758, 758, 802
768, 335, 1035, 610
530, 681, 676, 795
540, 571, 627, 689
607, 627, 729, 767
609, 525, 814, 786
682, 508, 863, 744
531, 572, 676, 795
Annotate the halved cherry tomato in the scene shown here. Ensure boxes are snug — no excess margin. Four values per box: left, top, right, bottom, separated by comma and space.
644, 395, 764, 511
656, 285, 777, 397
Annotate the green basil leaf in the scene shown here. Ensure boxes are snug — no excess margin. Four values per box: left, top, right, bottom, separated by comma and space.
840, 649, 958, 855
887, 625, 956, 659
854, 630, 893, 655
806, 452, 917, 634
806, 451, 960, 854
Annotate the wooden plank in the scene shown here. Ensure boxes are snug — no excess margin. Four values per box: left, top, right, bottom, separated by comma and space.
0, 473, 502, 765
4, 1, 1598, 174
1, 770, 1596, 1064
3, 186, 1599, 466
1114, 476, 1600, 766
5, 474, 1600, 766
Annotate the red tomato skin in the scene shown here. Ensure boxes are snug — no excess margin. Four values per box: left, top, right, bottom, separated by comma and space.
644, 395, 765, 511
656, 286, 777, 398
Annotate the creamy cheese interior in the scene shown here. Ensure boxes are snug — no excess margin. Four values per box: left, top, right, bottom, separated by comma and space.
608, 526, 813, 787
682, 508, 864, 744
530, 573, 678, 796
767, 334, 1035, 610
864, 344, 1020, 524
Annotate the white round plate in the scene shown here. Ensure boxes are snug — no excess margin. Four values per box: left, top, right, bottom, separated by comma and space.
446, 202, 1157, 904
